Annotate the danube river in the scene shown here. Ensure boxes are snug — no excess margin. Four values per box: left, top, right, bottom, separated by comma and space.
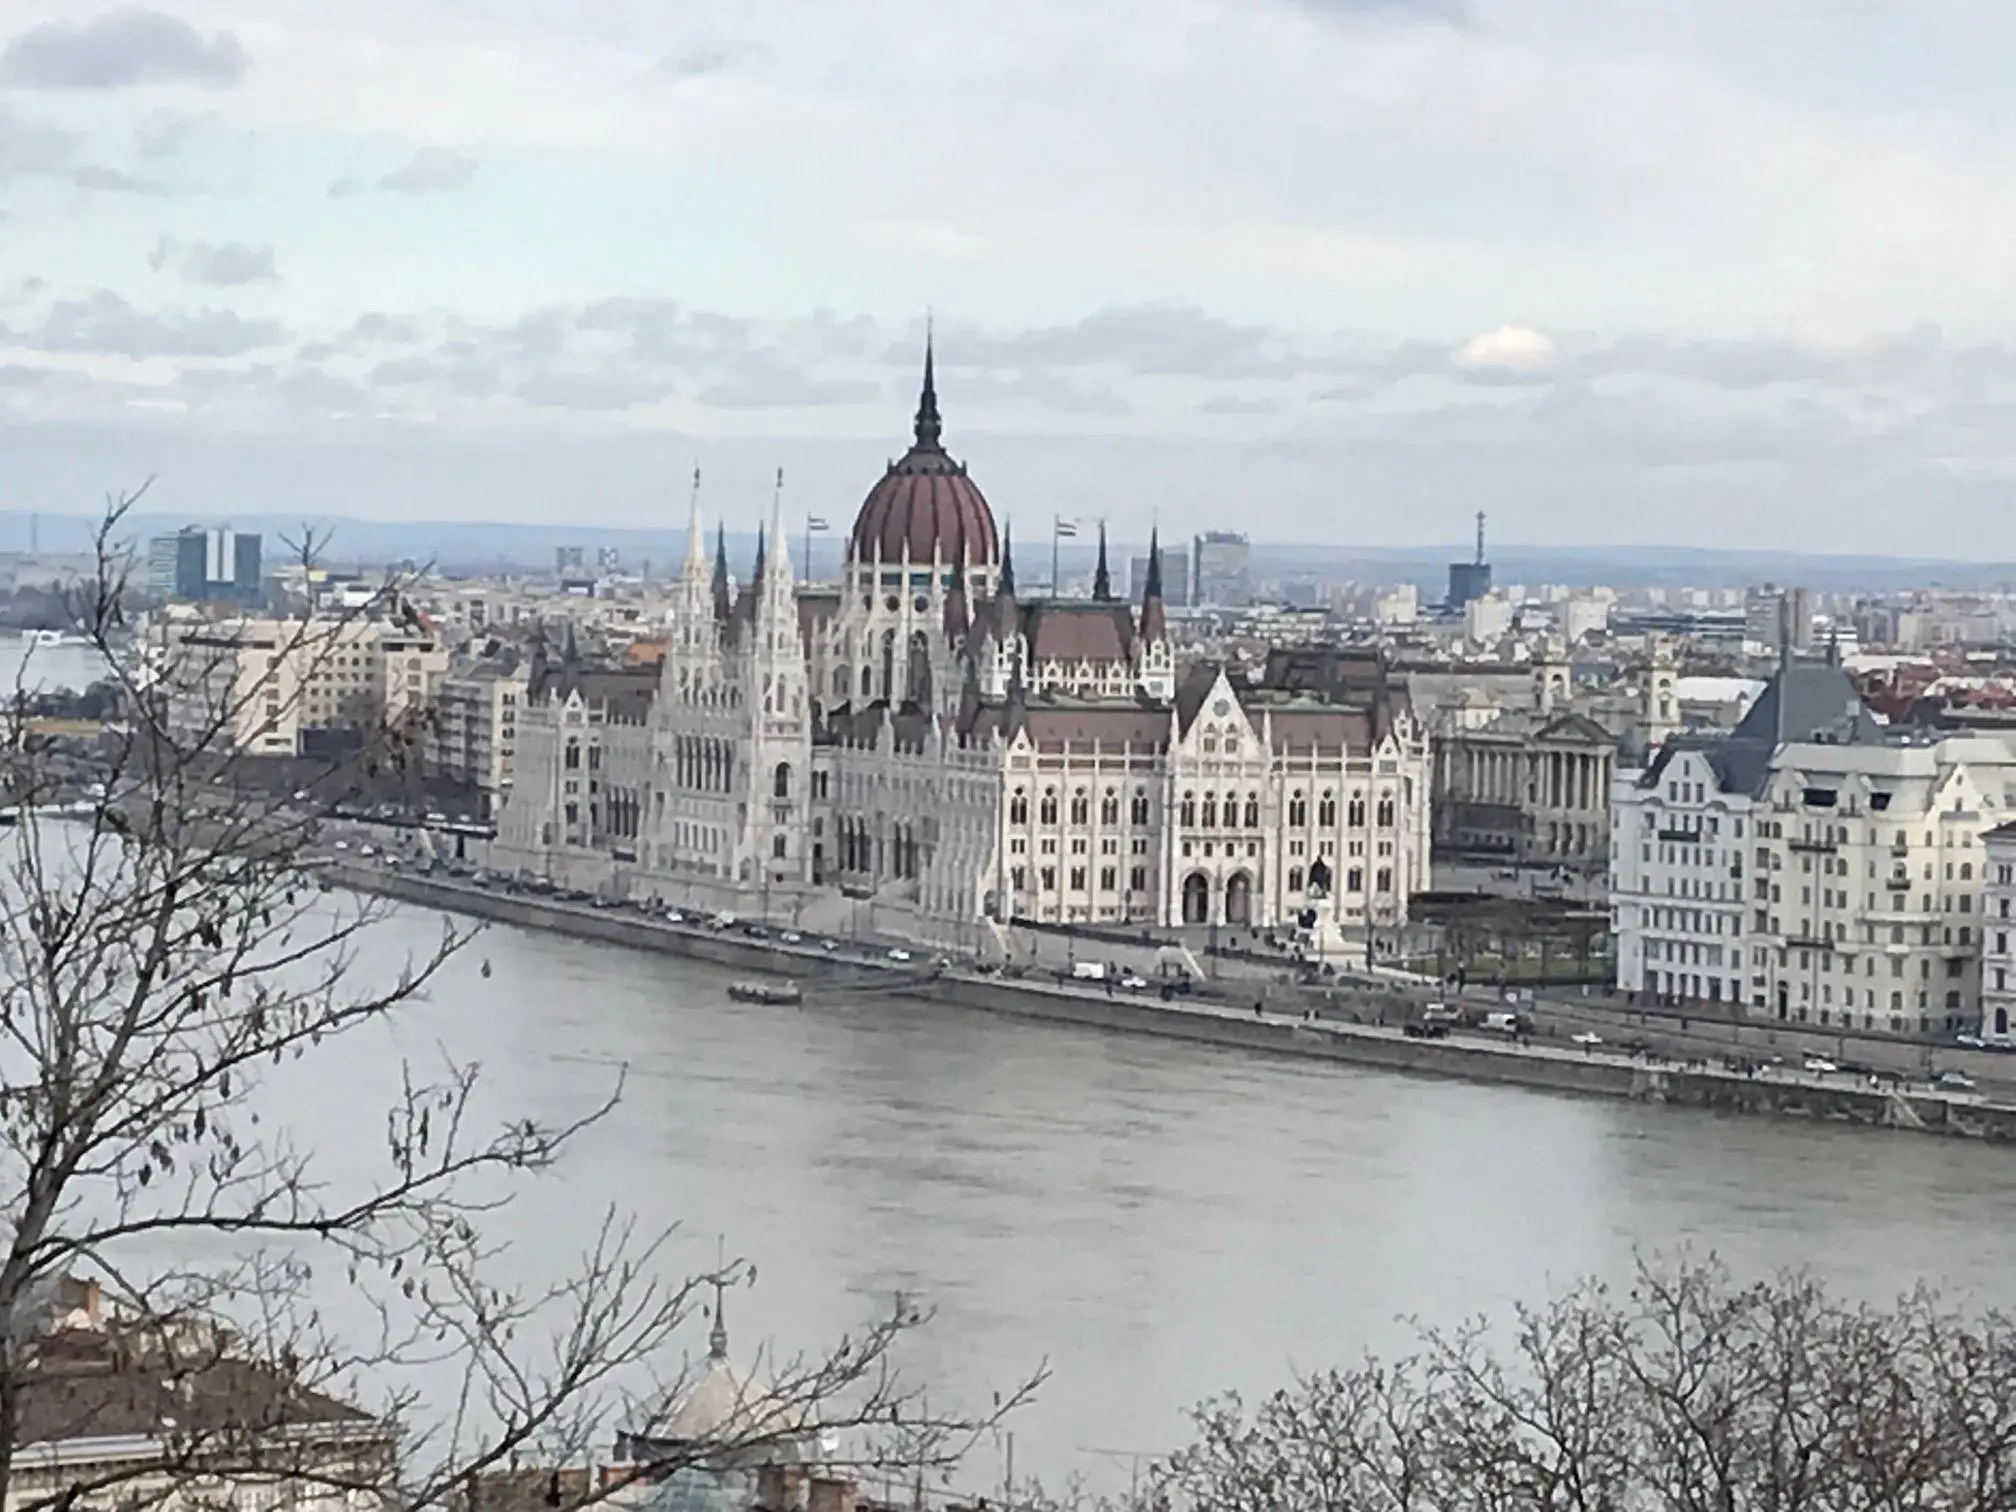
270, 903, 2016, 1493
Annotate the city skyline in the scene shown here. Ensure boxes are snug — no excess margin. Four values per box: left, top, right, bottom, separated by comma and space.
4, 3, 2016, 546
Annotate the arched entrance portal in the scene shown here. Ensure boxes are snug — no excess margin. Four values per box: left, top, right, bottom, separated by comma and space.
1181, 872, 1210, 925
1225, 872, 1253, 926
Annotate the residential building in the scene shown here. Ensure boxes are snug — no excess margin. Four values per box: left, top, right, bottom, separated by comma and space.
427, 657, 530, 814
1980, 825, 2016, 1043
146, 604, 447, 757
1615, 652, 2016, 1035
9, 1275, 393, 1512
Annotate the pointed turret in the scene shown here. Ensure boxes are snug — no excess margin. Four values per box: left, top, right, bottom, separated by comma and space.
712, 524, 732, 622
1092, 521, 1112, 602
944, 556, 970, 641
1140, 526, 1167, 642
992, 520, 1019, 641
752, 524, 767, 584
681, 465, 704, 577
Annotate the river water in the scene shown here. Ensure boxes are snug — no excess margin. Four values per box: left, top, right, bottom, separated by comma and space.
261, 903, 2016, 1494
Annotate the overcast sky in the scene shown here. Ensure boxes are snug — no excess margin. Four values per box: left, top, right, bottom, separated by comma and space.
2, 0, 2014, 553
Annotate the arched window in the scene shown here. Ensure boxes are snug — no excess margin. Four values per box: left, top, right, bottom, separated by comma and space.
1040, 788, 1059, 824
1100, 790, 1120, 825
1070, 789, 1089, 825
1376, 793, 1395, 827
1131, 790, 1150, 825
1182, 872, 1210, 925
834, 666, 849, 698
773, 762, 791, 800
1288, 866, 1304, 893
1180, 791, 1196, 827
1010, 788, 1029, 824
1201, 793, 1218, 828
1225, 872, 1253, 926
1318, 791, 1337, 827
1288, 790, 1308, 827
1243, 793, 1260, 828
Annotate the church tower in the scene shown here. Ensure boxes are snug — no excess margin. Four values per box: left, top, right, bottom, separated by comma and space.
744, 470, 812, 893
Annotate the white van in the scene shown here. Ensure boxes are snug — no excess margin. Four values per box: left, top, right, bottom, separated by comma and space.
1070, 961, 1109, 982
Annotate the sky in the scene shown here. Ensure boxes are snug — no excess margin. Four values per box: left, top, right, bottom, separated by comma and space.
2, 0, 2016, 552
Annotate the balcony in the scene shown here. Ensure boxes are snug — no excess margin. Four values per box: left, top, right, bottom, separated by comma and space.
1788, 836, 1838, 854
1784, 932, 1833, 951
1656, 826, 1700, 843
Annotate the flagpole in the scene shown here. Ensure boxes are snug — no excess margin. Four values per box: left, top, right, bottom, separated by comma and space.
1051, 517, 1061, 601
804, 512, 813, 582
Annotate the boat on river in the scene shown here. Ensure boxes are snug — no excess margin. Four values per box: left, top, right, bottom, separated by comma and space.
727, 980, 802, 1006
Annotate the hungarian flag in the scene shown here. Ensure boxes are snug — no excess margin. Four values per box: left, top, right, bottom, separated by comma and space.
805, 517, 830, 531
1054, 517, 1079, 536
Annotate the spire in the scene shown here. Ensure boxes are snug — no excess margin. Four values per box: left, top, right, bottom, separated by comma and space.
707, 1237, 730, 1361
1140, 526, 1167, 642
913, 324, 943, 452
1093, 521, 1112, 602
752, 524, 767, 583
998, 521, 1016, 598
944, 555, 970, 641
712, 523, 731, 622
682, 465, 705, 575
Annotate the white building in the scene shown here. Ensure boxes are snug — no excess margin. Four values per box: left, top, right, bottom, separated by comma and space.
1978, 825, 2016, 1043
1615, 656, 2016, 1037
493, 348, 1434, 945
426, 659, 530, 815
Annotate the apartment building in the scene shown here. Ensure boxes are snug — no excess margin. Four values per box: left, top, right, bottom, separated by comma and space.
147, 607, 447, 758
1977, 825, 2016, 1043
426, 658, 529, 814
1616, 653, 2016, 1037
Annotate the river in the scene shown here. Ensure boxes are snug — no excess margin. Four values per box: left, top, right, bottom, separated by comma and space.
0, 636, 115, 694
249, 902, 2016, 1495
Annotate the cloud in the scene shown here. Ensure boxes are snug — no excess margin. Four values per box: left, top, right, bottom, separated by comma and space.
17, 289, 282, 357
698, 355, 877, 409
945, 304, 1311, 379
1292, 0, 1469, 21
1454, 325, 1557, 382
0, 104, 77, 178
179, 240, 278, 285
0, 9, 248, 91
1199, 394, 1281, 416
655, 45, 746, 82
67, 163, 164, 194
376, 146, 478, 194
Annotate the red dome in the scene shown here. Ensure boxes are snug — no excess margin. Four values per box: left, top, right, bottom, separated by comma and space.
848, 344, 999, 568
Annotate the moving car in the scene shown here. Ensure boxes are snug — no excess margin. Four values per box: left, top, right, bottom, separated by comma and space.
1935, 1069, 1977, 1092
1570, 1031, 1603, 1047
1803, 1056, 1839, 1074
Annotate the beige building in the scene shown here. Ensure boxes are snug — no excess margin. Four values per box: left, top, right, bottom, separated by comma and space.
147, 606, 448, 757
427, 659, 530, 814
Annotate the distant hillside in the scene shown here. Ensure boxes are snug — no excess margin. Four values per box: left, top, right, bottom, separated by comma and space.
0, 508, 2007, 592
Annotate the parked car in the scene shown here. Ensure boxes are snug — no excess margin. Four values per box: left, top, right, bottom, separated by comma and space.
1956, 1033, 1987, 1049
663, 910, 686, 924
1118, 972, 1148, 990
1803, 1057, 1839, 1074
1935, 1069, 1978, 1092
1570, 1031, 1603, 1047
887, 948, 913, 962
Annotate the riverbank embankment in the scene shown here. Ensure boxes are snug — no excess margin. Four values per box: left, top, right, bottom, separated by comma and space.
328, 864, 2016, 1147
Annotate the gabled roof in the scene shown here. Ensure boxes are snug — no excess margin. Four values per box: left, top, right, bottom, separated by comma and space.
1640, 656, 1884, 798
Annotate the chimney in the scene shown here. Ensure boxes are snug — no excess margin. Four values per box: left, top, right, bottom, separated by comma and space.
807, 1477, 858, 1512
755, 1466, 800, 1511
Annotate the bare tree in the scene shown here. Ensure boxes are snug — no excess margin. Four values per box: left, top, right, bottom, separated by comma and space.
1029, 1256, 2016, 1512
0, 494, 1039, 1512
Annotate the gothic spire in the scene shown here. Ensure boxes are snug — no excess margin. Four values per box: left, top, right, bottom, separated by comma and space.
682, 465, 705, 576
913, 325, 943, 452
1140, 525, 1167, 642
944, 555, 970, 641
712, 523, 732, 622
1092, 521, 1112, 601
998, 520, 1016, 598
752, 524, 766, 583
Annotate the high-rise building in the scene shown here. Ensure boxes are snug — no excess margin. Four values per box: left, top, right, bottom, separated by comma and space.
555, 546, 586, 575
1129, 549, 1190, 608
1190, 532, 1250, 606
147, 526, 262, 604
1446, 511, 1492, 610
